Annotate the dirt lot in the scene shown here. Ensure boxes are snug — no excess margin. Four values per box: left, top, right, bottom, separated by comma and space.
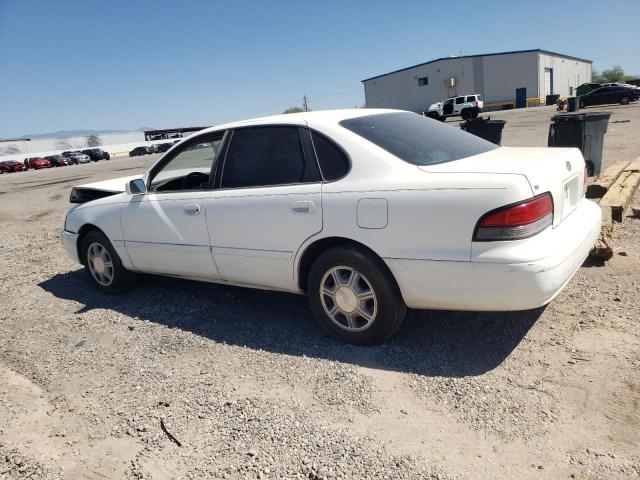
1, 105, 639, 480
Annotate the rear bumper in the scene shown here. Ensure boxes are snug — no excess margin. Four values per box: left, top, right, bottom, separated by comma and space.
60, 230, 80, 264
386, 199, 601, 311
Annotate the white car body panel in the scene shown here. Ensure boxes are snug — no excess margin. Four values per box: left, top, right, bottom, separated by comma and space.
121, 191, 219, 279
61, 109, 602, 311
75, 174, 142, 193
206, 183, 322, 291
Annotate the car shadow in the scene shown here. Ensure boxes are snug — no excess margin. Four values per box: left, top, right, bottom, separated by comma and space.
38, 270, 543, 378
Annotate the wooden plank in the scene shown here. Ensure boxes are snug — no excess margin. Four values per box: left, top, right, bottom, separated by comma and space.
599, 171, 640, 222
624, 156, 640, 172
586, 161, 631, 199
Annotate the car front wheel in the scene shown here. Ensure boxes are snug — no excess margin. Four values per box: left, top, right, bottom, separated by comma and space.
308, 246, 406, 345
81, 230, 136, 293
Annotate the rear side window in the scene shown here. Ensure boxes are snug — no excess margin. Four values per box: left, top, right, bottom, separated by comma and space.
311, 132, 349, 181
221, 127, 319, 188
340, 112, 497, 166
466, 95, 476, 102
455, 97, 465, 104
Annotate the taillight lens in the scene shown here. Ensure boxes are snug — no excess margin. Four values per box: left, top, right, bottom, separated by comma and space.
474, 193, 553, 241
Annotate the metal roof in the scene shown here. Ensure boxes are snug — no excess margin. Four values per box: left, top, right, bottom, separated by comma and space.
361, 49, 592, 83
143, 127, 209, 135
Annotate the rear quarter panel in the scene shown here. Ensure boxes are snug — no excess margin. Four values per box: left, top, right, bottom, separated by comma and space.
321, 172, 533, 262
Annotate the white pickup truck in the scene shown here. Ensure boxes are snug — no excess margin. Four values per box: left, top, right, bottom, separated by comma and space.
425, 94, 483, 121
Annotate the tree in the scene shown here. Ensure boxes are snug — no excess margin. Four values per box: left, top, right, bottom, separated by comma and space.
282, 106, 305, 114
591, 69, 604, 83
87, 134, 102, 147
594, 65, 627, 83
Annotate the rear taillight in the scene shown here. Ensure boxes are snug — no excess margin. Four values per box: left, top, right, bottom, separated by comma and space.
474, 193, 553, 241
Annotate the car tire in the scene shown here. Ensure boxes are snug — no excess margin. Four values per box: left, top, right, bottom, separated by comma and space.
308, 245, 407, 345
620, 96, 630, 105
461, 109, 471, 120
80, 230, 137, 294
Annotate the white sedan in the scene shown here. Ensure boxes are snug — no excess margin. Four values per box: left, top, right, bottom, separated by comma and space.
61, 109, 601, 345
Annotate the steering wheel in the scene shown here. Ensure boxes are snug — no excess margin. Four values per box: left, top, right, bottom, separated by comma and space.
181, 171, 209, 190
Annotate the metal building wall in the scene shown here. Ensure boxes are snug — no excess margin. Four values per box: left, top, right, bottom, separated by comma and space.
363, 57, 477, 113
363, 50, 591, 112
538, 53, 592, 97
480, 51, 539, 104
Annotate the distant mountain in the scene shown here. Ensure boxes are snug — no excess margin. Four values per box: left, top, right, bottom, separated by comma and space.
3, 127, 155, 140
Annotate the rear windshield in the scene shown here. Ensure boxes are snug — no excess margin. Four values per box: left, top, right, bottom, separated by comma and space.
340, 112, 497, 166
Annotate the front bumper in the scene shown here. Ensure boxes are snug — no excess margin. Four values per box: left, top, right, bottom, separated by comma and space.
386, 199, 602, 311
60, 230, 81, 264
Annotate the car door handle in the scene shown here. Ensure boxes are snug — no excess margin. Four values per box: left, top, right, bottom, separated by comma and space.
183, 203, 201, 215
290, 200, 315, 214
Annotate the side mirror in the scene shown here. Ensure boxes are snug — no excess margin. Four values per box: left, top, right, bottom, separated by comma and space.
126, 178, 147, 195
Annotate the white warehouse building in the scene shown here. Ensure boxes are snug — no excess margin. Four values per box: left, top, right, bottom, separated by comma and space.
362, 49, 592, 112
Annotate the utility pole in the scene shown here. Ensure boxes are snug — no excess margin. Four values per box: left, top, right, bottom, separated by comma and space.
302, 95, 309, 112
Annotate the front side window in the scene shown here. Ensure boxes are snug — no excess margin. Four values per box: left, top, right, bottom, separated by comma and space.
340, 112, 497, 166
221, 126, 319, 189
149, 132, 223, 192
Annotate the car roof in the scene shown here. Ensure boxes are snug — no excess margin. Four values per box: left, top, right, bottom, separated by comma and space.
194, 108, 403, 135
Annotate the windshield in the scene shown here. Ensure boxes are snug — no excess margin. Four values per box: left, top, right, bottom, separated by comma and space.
340, 112, 497, 166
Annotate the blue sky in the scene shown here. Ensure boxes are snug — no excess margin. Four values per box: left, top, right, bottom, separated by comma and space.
1, 0, 639, 138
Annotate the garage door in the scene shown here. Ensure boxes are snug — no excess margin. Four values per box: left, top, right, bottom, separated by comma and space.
544, 68, 553, 95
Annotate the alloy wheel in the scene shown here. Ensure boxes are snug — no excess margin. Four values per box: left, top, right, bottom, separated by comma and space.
86, 242, 114, 286
319, 266, 378, 332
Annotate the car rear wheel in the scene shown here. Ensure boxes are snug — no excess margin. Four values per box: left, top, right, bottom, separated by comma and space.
81, 230, 136, 293
461, 109, 471, 120
308, 246, 406, 345
620, 96, 630, 105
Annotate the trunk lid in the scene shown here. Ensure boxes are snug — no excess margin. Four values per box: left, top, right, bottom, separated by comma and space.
420, 146, 585, 226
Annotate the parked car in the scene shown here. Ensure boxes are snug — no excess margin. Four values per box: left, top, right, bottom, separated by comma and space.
579, 86, 640, 108
425, 94, 483, 121
45, 155, 71, 167
0, 160, 24, 173
129, 147, 151, 157
156, 143, 173, 153
601, 82, 639, 89
82, 148, 110, 161
24, 157, 52, 170
61, 109, 601, 345
62, 151, 91, 164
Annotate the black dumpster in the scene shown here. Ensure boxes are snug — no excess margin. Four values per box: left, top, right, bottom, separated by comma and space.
460, 117, 506, 145
567, 96, 580, 112
548, 112, 611, 176
546, 94, 561, 106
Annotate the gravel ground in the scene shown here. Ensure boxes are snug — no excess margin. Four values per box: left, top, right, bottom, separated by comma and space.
1, 107, 640, 479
